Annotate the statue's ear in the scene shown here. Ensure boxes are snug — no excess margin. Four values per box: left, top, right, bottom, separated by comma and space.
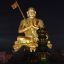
27, 11, 28, 15
35, 11, 36, 14
27, 11, 29, 17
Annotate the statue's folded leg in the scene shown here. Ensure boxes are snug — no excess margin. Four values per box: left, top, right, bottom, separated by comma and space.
13, 36, 39, 52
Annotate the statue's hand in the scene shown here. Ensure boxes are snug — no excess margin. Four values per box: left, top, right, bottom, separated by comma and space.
31, 25, 39, 30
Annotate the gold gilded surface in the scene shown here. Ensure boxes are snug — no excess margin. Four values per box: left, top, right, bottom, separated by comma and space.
13, 7, 46, 52
47, 41, 52, 49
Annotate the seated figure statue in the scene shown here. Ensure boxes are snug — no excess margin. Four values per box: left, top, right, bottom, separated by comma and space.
13, 7, 45, 52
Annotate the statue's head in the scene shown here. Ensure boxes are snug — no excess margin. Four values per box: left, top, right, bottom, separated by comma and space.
27, 7, 36, 18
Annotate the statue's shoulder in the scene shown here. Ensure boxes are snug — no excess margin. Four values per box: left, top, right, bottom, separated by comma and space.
21, 18, 27, 21
20, 18, 27, 23
38, 18, 44, 22
35, 18, 44, 23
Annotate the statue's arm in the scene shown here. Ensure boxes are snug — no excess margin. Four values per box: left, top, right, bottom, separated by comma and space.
38, 19, 45, 28
18, 20, 32, 33
39, 19, 49, 40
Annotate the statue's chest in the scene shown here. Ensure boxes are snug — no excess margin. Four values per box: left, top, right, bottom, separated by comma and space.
25, 19, 39, 27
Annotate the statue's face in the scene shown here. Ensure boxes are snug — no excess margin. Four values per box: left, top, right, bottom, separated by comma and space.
27, 8, 36, 18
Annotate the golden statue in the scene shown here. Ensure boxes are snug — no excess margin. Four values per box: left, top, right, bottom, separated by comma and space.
13, 7, 51, 52
18, 7, 44, 42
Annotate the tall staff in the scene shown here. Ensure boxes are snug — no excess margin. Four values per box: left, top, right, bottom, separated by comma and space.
11, 0, 25, 19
